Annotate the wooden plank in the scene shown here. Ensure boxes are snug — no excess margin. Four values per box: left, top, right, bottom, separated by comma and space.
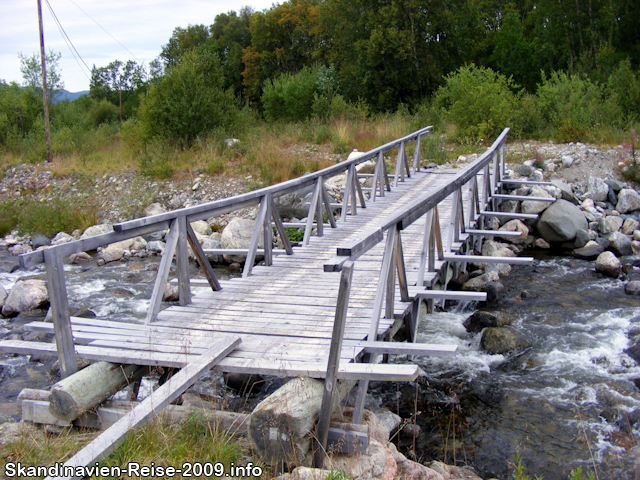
176, 215, 191, 305
316, 261, 354, 468
499, 179, 555, 186
44, 336, 241, 480
465, 229, 522, 237
478, 211, 538, 220
357, 341, 457, 357
491, 194, 556, 202
43, 247, 77, 378
442, 254, 534, 265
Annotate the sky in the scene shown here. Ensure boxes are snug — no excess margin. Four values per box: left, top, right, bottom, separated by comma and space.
1, 0, 277, 93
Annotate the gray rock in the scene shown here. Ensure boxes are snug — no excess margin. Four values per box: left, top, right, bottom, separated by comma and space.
464, 311, 514, 333
31, 234, 50, 248
485, 281, 505, 302
480, 327, 532, 354
2, 279, 49, 317
274, 186, 316, 220
99, 244, 124, 264
163, 284, 179, 302
521, 187, 553, 215
80, 224, 113, 239
221, 218, 264, 263
0, 284, 7, 309
498, 219, 529, 244
605, 231, 633, 256
551, 179, 579, 205
201, 237, 223, 264
617, 189, 640, 214
561, 154, 574, 167
574, 229, 590, 248
68, 252, 92, 264
51, 232, 74, 245
574, 241, 605, 260
146, 240, 166, 254
598, 216, 623, 234
623, 218, 640, 235
481, 240, 517, 259
144, 202, 166, 217
626, 281, 640, 295
535, 238, 551, 249
462, 271, 500, 291
9, 244, 33, 255
595, 251, 622, 278
517, 165, 533, 177
529, 170, 545, 182
142, 231, 165, 242
537, 199, 588, 243
605, 178, 624, 192
190, 220, 210, 236
609, 188, 618, 206
587, 177, 610, 202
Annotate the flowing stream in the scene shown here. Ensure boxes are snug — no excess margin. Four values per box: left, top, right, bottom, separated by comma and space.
1, 249, 640, 479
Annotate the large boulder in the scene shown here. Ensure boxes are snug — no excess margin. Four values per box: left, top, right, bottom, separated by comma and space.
273, 186, 315, 220
480, 327, 532, 354
605, 231, 633, 257
80, 224, 113, 239
573, 241, 605, 260
463, 311, 514, 333
521, 187, 553, 215
550, 179, 579, 205
537, 199, 588, 243
617, 189, 640, 214
221, 218, 263, 263
498, 219, 529, 244
587, 177, 610, 202
2, 279, 49, 317
595, 251, 622, 278
144, 202, 166, 217
99, 244, 124, 264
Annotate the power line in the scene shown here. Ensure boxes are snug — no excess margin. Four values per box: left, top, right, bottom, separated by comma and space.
67, 0, 141, 61
44, 0, 92, 79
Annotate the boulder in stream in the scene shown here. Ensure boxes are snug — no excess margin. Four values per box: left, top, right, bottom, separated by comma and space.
595, 251, 622, 278
1, 279, 49, 317
537, 199, 588, 243
480, 327, 532, 354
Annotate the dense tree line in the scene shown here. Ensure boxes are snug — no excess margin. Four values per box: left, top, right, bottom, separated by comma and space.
2, 0, 640, 156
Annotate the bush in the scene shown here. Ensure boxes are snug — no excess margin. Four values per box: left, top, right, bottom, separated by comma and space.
434, 65, 520, 144
536, 71, 623, 141
607, 59, 640, 121
262, 67, 317, 122
138, 48, 239, 147
14, 197, 97, 236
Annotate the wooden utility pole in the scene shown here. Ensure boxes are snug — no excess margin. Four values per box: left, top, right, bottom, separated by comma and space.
37, 0, 52, 163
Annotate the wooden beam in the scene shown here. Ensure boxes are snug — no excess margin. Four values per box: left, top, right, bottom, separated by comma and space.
356, 341, 457, 357
146, 218, 179, 324
185, 222, 221, 291
43, 247, 77, 378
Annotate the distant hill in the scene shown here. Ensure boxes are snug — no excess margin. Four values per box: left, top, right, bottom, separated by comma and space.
54, 90, 89, 103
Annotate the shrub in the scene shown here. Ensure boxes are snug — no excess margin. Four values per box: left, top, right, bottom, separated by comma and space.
262, 67, 317, 122
434, 65, 520, 144
607, 59, 640, 121
85, 99, 119, 127
16, 197, 97, 236
536, 71, 623, 141
137, 48, 239, 147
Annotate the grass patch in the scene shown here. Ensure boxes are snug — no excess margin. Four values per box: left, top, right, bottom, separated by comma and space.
0, 412, 263, 480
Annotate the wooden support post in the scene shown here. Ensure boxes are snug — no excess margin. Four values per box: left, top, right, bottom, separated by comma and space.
349, 164, 358, 216
412, 133, 422, 173
263, 193, 273, 265
393, 142, 405, 187
434, 206, 444, 261
304, 178, 322, 244
43, 247, 77, 379
417, 209, 434, 286
146, 219, 179, 324
315, 261, 354, 469
353, 225, 397, 424
44, 336, 241, 480
447, 190, 460, 253
340, 165, 354, 220
403, 142, 411, 179
395, 230, 409, 302
270, 198, 294, 255
315, 180, 324, 238
186, 222, 221, 291
382, 155, 391, 192
321, 182, 337, 228
354, 170, 366, 208
243, 196, 269, 277
176, 216, 191, 306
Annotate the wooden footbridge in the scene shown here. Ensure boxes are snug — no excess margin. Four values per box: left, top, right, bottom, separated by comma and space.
1, 126, 551, 471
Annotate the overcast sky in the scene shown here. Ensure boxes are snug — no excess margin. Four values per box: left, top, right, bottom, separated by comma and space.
1, 0, 276, 92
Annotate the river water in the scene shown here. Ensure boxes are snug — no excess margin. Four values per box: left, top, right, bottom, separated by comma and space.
1, 250, 640, 479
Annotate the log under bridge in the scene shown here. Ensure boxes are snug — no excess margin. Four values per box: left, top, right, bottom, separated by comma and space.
0, 126, 553, 473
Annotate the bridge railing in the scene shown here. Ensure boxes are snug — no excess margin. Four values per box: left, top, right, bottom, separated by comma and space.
17, 125, 432, 378
317, 128, 520, 436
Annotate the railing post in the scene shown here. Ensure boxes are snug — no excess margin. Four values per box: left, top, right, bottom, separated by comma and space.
146, 218, 180, 324
176, 215, 191, 306
243, 195, 269, 278
44, 247, 77, 378
393, 141, 405, 187
263, 192, 273, 265
315, 261, 354, 469
305, 178, 322, 243
186, 222, 221, 291
412, 133, 422, 173
270, 197, 294, 255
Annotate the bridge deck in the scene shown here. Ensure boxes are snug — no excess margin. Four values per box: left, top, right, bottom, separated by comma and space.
20, 168, 460, 380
